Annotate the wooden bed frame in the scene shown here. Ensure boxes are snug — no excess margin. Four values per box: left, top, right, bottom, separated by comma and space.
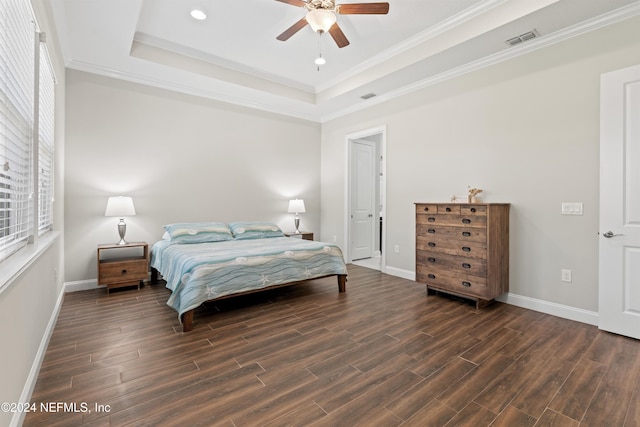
151, 268, 347, 332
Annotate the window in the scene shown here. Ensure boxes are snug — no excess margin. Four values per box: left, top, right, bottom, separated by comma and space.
0, 0, 55, 262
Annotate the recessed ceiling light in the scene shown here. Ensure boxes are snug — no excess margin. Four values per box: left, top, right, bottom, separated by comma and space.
190, 9, 207, 21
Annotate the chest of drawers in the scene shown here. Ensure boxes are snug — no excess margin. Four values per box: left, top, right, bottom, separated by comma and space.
415, 203, 509, 308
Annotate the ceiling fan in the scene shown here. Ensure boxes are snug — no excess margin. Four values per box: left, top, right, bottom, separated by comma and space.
276, 0, 390, 48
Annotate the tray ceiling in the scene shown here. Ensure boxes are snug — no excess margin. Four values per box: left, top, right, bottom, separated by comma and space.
47, 0, 640, 121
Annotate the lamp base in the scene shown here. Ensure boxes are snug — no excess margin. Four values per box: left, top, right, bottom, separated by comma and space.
117, 219, 128, 245
294, 217, 301, 233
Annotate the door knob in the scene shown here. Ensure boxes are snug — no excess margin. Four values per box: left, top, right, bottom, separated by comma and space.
368, 214, 373, 217
603, 231, 623, 238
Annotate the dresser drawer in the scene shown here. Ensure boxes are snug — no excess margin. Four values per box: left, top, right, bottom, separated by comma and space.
415, 204, 438, 214
416, 214, 487, 228
461, 205, 487, 216
417, 250, 487, 276
416, 224, 486, 243
416, 236, 487, 258
416, 267, 488, 298
98, 259, 148, 285
437, 205, 460, 214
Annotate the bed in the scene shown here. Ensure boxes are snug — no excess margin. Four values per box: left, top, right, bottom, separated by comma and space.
150, 221, 348, 332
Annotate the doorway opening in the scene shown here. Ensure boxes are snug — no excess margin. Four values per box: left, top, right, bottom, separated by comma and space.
345, 126, 386, 272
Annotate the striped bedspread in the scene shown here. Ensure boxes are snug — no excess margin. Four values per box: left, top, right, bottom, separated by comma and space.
150, 237, 347, 321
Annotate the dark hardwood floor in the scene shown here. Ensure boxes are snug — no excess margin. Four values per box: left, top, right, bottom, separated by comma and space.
25, 265, 640, 426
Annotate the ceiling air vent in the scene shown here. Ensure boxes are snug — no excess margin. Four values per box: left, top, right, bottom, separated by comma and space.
505, 29, 539, 46
360, 92, 376, 100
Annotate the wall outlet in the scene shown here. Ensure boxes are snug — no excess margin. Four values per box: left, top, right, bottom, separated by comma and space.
561, 269, 572, 282
394, 245, 400, 253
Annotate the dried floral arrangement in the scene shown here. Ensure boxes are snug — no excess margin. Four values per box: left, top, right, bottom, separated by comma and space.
468, 187, 483, 197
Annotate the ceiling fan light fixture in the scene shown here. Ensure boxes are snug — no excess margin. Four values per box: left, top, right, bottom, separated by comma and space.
190, 9, 207, 21
314, 55, 326, 65
306, 9, 337, 33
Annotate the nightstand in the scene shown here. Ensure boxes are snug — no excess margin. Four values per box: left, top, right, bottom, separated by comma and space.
284, 231, 314, 241
97, 242, 149, 294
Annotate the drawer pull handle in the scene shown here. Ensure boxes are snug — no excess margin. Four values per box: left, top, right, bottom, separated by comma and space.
428, 229, 436, 234
445, 207, 451, 212
462, 263, 471, 269
462, 281, 472, 287
428, 217, 436, 222
470, 207, 476, 213
462, 246, 471, 252
462, 231, 471, 237
423, 207, 430, 212
428, 257, 436, 263
428, 242, 436, 247
121, 269, 127, 274
462, 218, 471, 224
428, 274, 436, 279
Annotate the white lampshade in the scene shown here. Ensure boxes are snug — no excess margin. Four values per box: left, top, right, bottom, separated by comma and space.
306, 9, 336, 33
288, 199, 306, 214
105, 196, 136, 217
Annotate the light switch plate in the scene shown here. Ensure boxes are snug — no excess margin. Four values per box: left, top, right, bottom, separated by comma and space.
562, 202, 583, 215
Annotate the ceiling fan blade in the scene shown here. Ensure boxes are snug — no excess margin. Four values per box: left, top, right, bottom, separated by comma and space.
275, 0, 307, 7
276, 17, 309, 41
337, 3, 389, 14
328, 23, 350, 48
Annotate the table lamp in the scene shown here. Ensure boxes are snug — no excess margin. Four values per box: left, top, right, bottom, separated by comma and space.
105, 196, 136, 245
288, 199, 306, 234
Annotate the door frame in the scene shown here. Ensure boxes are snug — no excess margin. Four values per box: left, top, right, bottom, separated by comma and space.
344, 126, 387, 272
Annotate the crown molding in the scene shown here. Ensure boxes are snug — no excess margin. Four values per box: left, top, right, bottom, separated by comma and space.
67, 59, 321, 122
315, 0, 508, 93
67, 2, 640, 124
133, 32, 316, 94
319, 1, 640, 122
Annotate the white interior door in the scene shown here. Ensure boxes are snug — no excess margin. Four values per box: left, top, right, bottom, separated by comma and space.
599, 64, 640, 339
350, 140, 375, 261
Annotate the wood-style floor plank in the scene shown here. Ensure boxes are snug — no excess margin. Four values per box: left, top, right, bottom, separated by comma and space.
24, 265, 640, 426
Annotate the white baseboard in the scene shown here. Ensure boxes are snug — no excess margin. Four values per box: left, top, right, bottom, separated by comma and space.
383, 266, 598, 326
64, 273, 153, 293
496, 292, 599, 326
12, 285, 66, 427
64, 279, 99, 292
383, 265, 416, 281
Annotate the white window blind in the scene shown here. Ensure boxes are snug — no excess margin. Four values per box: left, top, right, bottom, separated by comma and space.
38, 42, 55, 236
0, 0, 35, 262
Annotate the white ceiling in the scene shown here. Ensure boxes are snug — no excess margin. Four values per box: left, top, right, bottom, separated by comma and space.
47, 0, 640, 122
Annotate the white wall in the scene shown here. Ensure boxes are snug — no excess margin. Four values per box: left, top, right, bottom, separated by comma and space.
320, 15, 640, 313
64, 71, 321, 283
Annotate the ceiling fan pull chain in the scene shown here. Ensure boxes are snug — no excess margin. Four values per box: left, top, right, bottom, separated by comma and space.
315, 31, 326, 69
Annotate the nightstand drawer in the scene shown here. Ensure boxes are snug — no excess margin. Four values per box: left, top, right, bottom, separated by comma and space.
97, 242, 149, 293
98, 259, 148, 285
